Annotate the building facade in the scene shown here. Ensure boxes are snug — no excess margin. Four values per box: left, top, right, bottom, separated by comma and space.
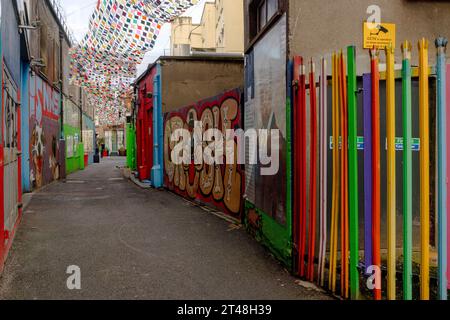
243, 0, 450, 298
133, 56, 244, 189
1, 0, 96, 273
1, 0, 26, 272
171, 0, 244, 56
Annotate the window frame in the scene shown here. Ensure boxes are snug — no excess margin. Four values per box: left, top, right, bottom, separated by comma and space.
248, 0, 285, 51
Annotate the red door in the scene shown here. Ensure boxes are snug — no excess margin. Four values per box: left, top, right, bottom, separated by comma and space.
136, 83, 154, 181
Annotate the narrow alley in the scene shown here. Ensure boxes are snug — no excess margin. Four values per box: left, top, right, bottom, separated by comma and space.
1, 0, 450, 304
0, 158, 329, 300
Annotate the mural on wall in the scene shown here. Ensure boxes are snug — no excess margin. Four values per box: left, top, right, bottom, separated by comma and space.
29, 73, 60, 190
164, 89, 244, 218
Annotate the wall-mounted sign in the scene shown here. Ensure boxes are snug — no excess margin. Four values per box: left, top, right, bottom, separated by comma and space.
392, 137, 421, 151
363, 22, 396, 49
330, 136, 420, 151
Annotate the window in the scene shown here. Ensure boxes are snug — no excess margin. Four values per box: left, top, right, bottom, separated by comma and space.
249, 0, 280, 43
257, 0, 278, 32
267, 0, 278, 19
258, 1, 267, 31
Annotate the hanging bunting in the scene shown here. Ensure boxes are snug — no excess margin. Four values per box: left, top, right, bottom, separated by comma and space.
70, 0, 199, 125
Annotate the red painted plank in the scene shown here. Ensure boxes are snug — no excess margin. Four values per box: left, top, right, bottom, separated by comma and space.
308, 61, 318, 282
371, 50, 382, 300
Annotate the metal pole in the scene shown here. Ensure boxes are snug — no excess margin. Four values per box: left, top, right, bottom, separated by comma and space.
347, 45, 359, 300
435, 36, 448, 301
418, 38, 430, 300
401, 40, 413, 300
385, 43, 396, 300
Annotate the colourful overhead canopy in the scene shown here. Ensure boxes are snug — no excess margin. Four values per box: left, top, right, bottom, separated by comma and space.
70, 0, 199, 125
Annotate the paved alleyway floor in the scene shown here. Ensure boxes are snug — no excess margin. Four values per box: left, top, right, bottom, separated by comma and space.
0, 157, 331, 300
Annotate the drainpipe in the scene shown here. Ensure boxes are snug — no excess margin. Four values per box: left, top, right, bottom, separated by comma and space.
59, 31, 64, 139
79, 87, 83, 142
58, 30, 66, 180
152, 62, 163, 188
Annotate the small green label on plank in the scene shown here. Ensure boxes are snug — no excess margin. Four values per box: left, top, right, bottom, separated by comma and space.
329, 137, 420, 151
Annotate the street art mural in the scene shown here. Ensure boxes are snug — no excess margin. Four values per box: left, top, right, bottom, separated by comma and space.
29, 73, 60, 190
164, 89, 243, 218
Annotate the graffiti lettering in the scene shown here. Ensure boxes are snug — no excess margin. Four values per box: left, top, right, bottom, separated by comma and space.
164, 89, 243, 218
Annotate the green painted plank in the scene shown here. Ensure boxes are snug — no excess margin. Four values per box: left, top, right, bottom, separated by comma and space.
402, 42, 413, 300
347, 46, 360, 300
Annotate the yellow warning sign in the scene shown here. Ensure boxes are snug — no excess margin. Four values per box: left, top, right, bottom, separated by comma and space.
363, 22, 396, 49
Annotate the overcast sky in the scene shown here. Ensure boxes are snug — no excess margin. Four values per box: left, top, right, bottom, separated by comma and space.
61, 0, 207, 76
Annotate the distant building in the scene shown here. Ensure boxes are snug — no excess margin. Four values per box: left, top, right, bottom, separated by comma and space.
132, 55, 244, 187
171, 0, 244, 56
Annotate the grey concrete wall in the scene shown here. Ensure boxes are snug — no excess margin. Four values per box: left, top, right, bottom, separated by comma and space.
28, 0, 92, 119
161, 58, 244, 113
288, 0, 450, 74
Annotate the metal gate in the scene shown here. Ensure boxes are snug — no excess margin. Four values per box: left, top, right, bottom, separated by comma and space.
2, 68, 19, 236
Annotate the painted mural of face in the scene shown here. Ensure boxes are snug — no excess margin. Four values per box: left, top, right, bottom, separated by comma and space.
31, 124, 45, 188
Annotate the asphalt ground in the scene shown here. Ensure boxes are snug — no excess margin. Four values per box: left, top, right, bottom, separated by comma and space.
0, 157, 331, 300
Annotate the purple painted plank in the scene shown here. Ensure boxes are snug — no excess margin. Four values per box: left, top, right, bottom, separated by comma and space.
363, 74, 373, 274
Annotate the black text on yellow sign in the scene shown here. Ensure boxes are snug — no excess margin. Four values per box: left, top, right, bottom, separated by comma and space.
363, 22, 396, 49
